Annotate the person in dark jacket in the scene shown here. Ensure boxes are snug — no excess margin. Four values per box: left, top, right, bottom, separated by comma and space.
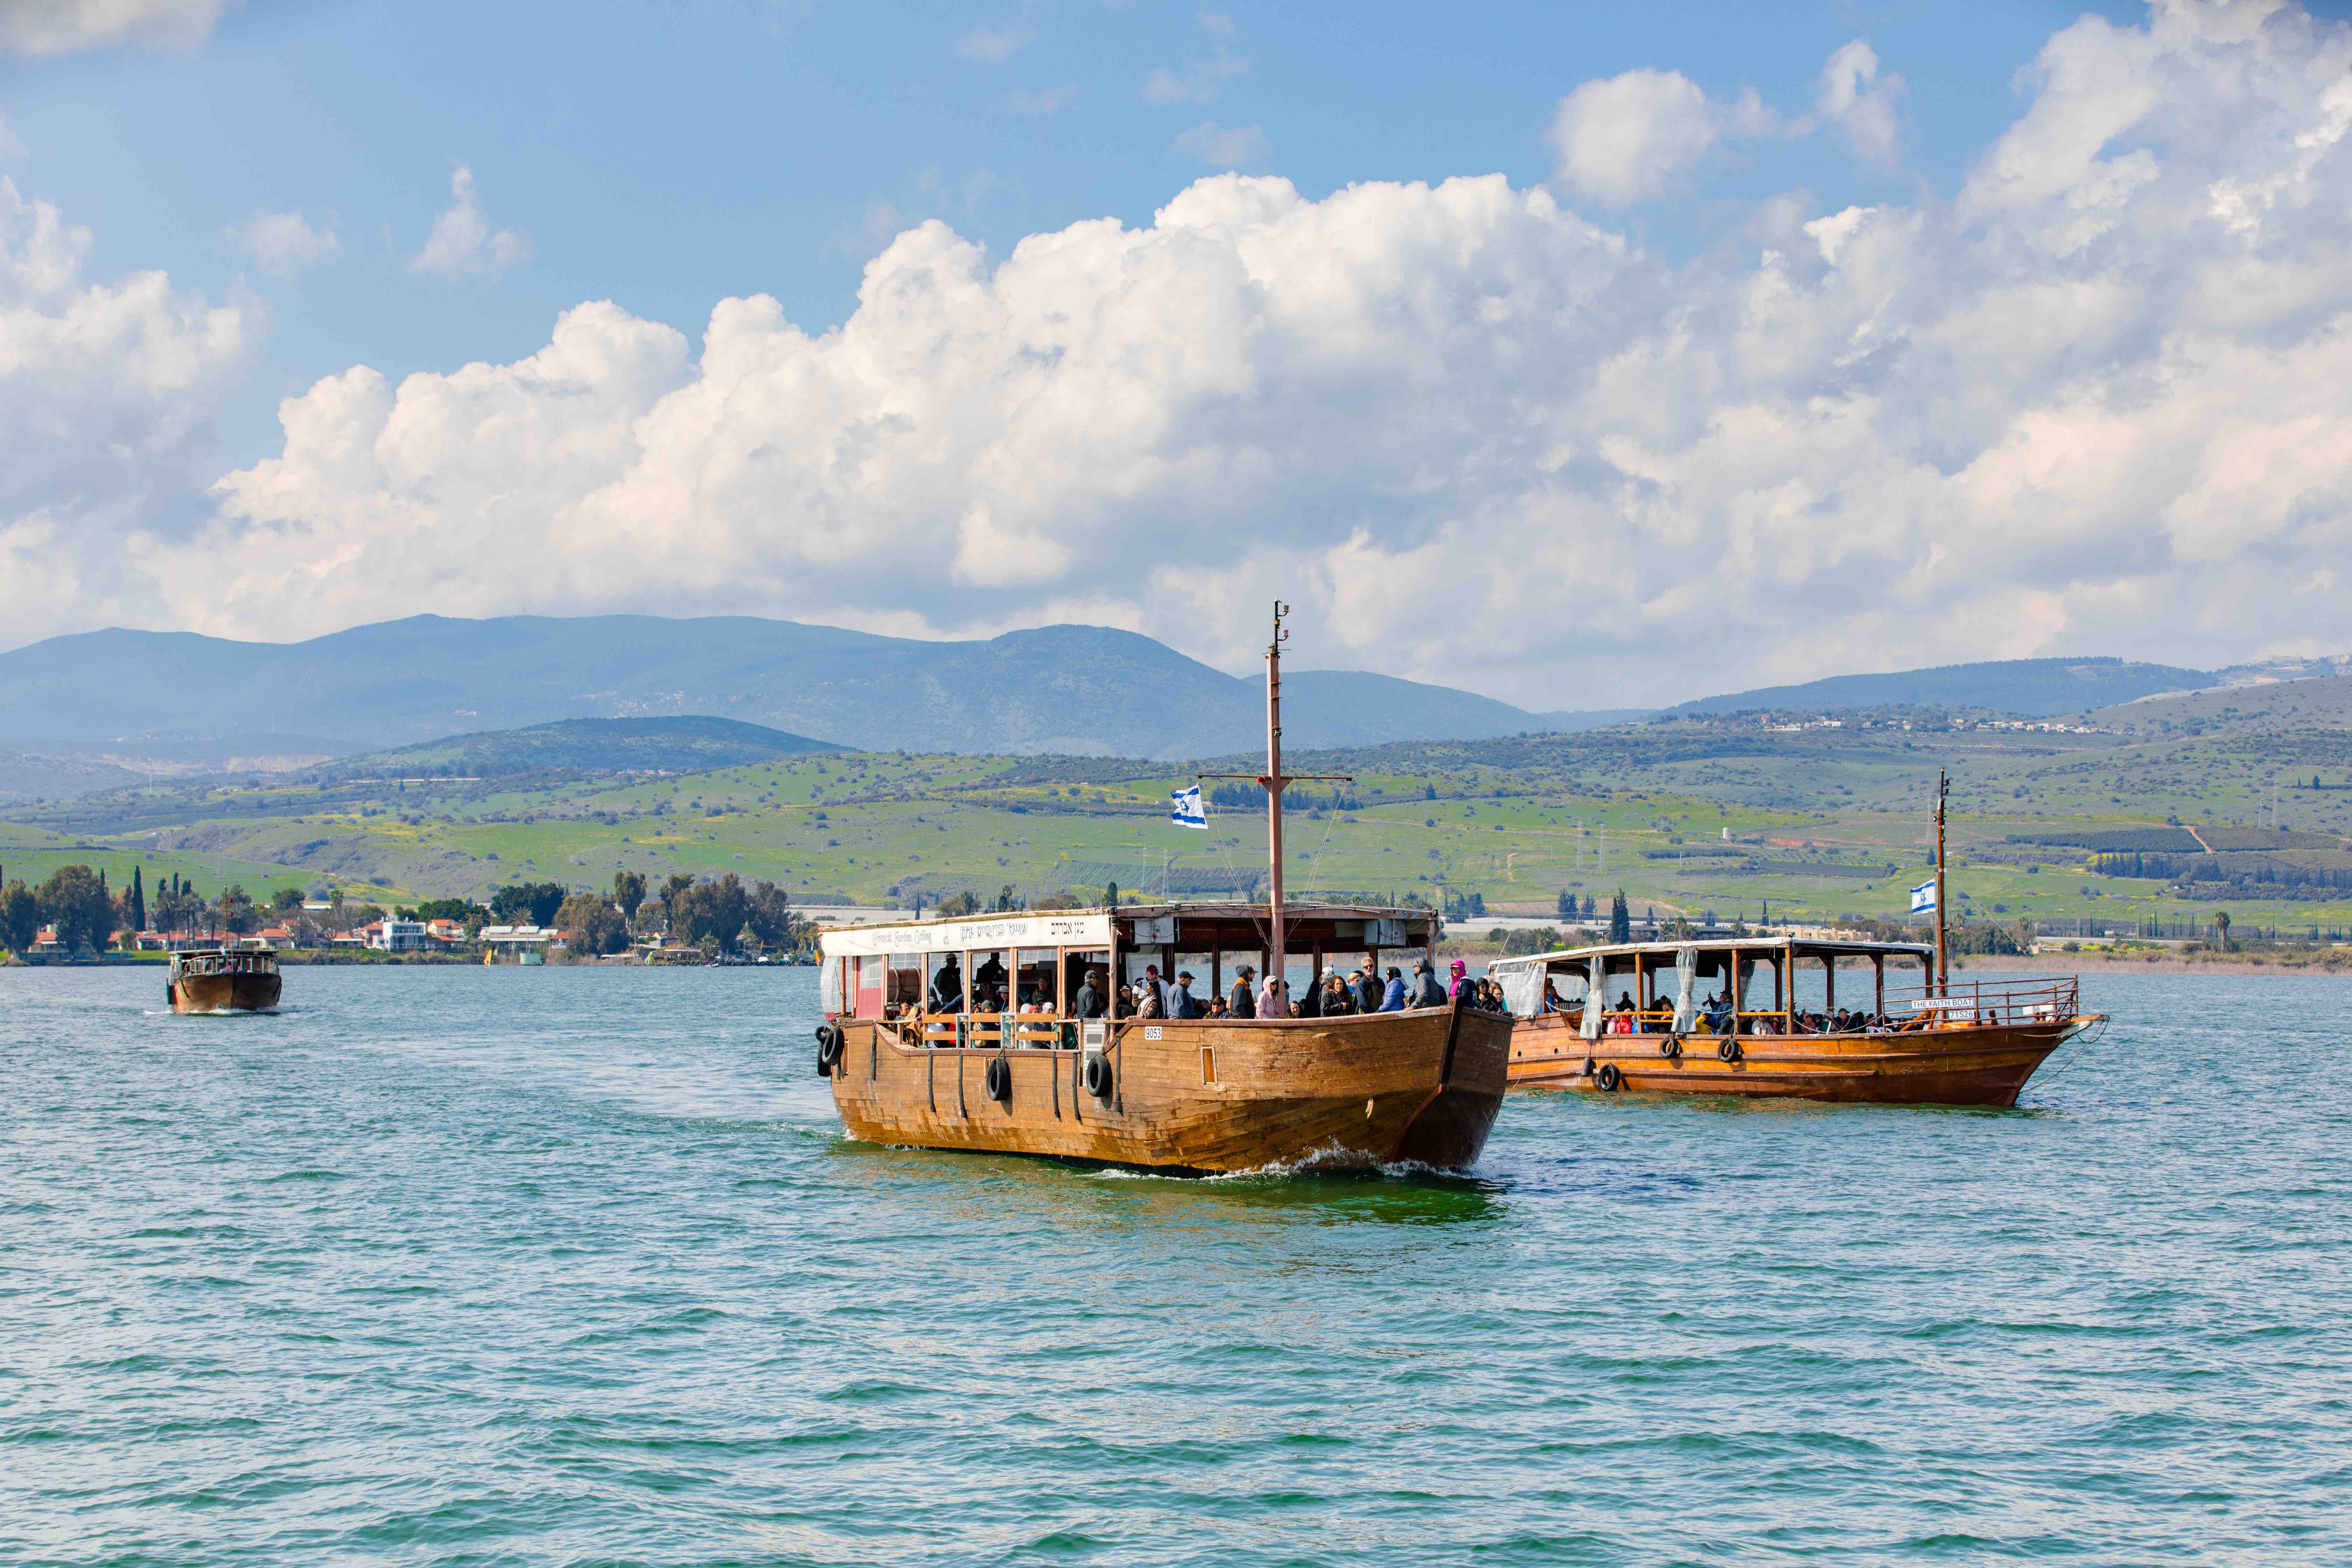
1295, 971, 1322, 1018
1321, 972, 1357, 1016
1168, 971, 1201, 1018
1228, 965, 1257, 1018
1353, 966, 1382, 1014
929, 954, 963, 1012
1072, 968, 1106, 1019
1412, 958, 1447, 1009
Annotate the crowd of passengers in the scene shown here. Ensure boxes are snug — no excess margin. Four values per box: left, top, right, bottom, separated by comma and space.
880, 951, 1512, 1027
1542, 982, 1918, 1034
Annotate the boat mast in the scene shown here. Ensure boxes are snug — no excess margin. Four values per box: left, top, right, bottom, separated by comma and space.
1265, 601, 1289, 975
1934, 769, 1949, 997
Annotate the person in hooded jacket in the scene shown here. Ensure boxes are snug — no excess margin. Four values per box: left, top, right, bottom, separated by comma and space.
1256, 971, 1290, 1017
1448, 958, 1470, 998
1379, 966, 1408, 1011
1412, 958, 1448, 1009
1228, 965, 1257, 1018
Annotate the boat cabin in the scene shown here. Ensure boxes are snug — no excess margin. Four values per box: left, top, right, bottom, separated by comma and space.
167, 947, 282, 982
1490, 937, 1944, 1036
819, 902, 1441, 1048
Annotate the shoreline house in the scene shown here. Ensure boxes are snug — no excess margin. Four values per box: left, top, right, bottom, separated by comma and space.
481, 923, 563, 958
369, 918, 429, 953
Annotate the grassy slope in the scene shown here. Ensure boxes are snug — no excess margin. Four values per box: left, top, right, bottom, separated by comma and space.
6, 676, 2352, 930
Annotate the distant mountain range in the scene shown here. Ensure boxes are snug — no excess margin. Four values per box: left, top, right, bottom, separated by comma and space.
1664, 657, 2216, 718
0, 614, 1624, 760
0, 614, 2322, 767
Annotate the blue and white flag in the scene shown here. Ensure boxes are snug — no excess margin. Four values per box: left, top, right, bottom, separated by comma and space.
1169, 785, 1208, 831
1909, 878, 1937, 915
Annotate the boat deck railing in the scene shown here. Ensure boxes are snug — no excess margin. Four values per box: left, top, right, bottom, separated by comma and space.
1574, 973, 2082, 1035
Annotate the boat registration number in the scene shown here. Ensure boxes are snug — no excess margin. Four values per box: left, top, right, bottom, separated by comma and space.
1144, 1026, 1163, 1040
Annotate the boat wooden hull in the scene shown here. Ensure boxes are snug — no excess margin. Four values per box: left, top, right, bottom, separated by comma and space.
169, 972, 282, 1014
1505, 1011, 2070, 1106
828, 1001, 1511, 1174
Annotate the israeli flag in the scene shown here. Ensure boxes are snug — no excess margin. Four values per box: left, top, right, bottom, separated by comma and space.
1909, 879, 1937, 915
1169, 785, 1208, 831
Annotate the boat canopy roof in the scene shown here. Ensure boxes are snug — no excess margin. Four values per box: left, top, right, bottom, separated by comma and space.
818, 901, 1437, 960
1488, 935, 1932, 974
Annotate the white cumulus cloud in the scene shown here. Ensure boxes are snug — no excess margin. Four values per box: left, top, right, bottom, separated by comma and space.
411, 165, 530, 279
21, 0, 2352, 710
1548, 67, 1721, 206
1144, 10, 1249, 105
0, 176, 248, 646
236, 209, 338, 275
1816, 40, 1905, 166
0, 0, 228, 55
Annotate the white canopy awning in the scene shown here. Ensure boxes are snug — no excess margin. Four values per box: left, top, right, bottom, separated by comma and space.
819, 911, 1115, 958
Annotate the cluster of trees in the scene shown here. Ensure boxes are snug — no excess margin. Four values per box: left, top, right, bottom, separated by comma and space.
1556, 890, 1601, 921
1441, 889, 1488, 919
2091, 852, 2352, 897
531, 870, 806, 957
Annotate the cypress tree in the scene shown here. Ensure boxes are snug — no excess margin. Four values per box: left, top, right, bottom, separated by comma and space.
131, 866, 146, 933
1609, 890, 1631, 943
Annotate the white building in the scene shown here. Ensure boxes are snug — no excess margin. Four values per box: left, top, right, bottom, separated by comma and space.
372, 918, 429, 952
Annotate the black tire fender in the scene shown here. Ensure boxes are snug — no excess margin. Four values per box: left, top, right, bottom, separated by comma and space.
1082, 1053, 1114, 1099
1595, 1062, 1623, 1092
814, 1022, 844, 1076
1717, 1037, 1743, 1062
985, 1054, 1012, 1102
1659, 1036, 1681, 1059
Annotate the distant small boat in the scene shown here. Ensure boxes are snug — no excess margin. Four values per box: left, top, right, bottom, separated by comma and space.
167, 948, 282, 1014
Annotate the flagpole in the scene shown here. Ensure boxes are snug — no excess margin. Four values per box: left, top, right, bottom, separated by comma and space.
1935, 769, 1949, 998
1266, 602, 1288, 980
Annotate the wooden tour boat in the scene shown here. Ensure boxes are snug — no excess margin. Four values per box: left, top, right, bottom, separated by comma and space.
1489, 771, 2101, 1106
1489, 936, 2098, 1105
814, 603, 1512, 1174
167, 947, 283, 1014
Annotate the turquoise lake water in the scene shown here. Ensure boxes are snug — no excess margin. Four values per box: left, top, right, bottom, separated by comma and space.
2, 965, 2346, 1565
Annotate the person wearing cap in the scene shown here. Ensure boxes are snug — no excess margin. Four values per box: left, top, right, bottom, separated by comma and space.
1379, 965, 1407, 1011
1168, 969, 1202, 1018
1412, 957, 1447, 1009
1072, 967, 1106, 1019
1228, 965, 1258, 1019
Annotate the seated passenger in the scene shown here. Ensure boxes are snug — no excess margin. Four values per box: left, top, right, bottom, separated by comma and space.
1206, 994, 1230, 1019
1381, 967, 1407, 1012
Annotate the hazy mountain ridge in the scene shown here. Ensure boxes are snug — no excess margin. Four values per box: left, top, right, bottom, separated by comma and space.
4, 613, 2330, 762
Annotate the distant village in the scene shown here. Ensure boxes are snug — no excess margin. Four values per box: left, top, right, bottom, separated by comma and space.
0, 864, 812, 966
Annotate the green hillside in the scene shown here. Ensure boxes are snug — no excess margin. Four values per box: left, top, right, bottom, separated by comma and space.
320, 716, 839, 780
8, 676, 2352, 937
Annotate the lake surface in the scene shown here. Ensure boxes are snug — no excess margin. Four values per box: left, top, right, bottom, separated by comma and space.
2, 965, 2346, 1566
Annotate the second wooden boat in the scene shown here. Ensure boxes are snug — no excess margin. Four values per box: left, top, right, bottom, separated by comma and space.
1488, 934, 2098, 1106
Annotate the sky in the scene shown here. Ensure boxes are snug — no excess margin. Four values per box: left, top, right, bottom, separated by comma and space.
4, 0, 2351, 708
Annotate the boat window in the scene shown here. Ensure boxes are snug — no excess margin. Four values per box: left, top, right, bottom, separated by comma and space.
854, 955, 886, 1017
886, 953, 923, 1011
1171, 951, 1217, 1009
925, 952, 964, 1013
1063, 948, 1110, 1016
1015, 948, 1058, 1012
968, 948, 1011, 1013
